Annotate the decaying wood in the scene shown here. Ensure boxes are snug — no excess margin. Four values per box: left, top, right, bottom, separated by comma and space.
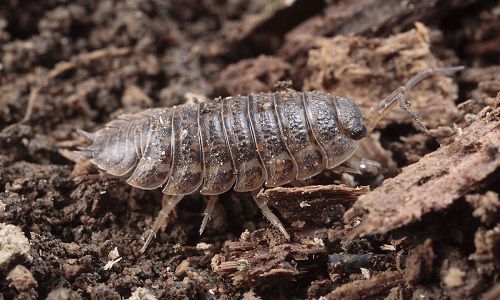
466, 192, 500, 226
259, 184, 369, 225
344, 98, 500, 238
214, 0, 325, 57
214, 55, 291, 96
460, 66, 500, 100
481, 283, 500, 300
212, 228, 327, 287
211, 185, 371, 287
325, 270, 404, 300
470, 224, 500, 267
403, 239, 436, 286
328, 253, 393, 282
279, 0, 478, 62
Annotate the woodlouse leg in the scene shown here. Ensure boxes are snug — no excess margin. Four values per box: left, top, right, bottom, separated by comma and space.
199, 195, 217, 235
140, 194, 184, 253
364, 66, 465, 133
251, 190, 290, 240
342, 157, 382, 175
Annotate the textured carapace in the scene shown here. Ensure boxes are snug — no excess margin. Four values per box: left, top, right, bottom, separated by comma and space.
78, 89, 364, 195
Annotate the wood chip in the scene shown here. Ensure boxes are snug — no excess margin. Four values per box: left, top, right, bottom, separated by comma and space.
260, 184, 369, 225
325, 270, 403, 300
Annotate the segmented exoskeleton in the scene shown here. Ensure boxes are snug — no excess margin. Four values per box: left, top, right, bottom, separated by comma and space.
76, 66, 463, 251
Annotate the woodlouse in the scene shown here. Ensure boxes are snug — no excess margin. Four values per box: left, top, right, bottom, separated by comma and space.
75, 66, 464, 251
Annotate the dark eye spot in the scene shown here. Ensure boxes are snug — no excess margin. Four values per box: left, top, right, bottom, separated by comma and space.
348, 124, 367, 140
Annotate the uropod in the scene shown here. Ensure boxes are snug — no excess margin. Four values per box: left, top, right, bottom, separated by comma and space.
75, 66, 464, 252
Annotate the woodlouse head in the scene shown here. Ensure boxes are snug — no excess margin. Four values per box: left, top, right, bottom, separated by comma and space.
333, 97, 367, 140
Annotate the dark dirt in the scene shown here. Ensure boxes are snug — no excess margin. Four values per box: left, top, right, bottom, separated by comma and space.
0, 0, 499, 299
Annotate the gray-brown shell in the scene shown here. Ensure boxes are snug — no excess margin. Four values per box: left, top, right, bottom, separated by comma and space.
77, 89, 365, 195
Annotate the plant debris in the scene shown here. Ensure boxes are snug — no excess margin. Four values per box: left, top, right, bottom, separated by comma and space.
259, 184, 369, 225
325, 270, 403, 300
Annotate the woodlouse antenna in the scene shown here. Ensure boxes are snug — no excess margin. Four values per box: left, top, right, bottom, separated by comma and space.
364, 66, 465, 133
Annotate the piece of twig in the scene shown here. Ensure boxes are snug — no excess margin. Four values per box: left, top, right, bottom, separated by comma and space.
49, 47, 131, 78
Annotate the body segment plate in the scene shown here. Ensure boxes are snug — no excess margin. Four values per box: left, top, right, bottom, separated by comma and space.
199, 100, 236, 195
127, 108, 173, 189
274, 90, 326, 180
163, 105, 204, 195
304, 92, 358, 168
248, 93, 297, 187
222, 96, 266, 192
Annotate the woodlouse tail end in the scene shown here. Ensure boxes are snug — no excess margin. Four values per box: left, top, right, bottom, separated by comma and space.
76, 129, 96, 143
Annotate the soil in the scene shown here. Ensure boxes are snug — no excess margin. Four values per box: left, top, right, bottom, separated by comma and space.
0, 0, 499, 299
